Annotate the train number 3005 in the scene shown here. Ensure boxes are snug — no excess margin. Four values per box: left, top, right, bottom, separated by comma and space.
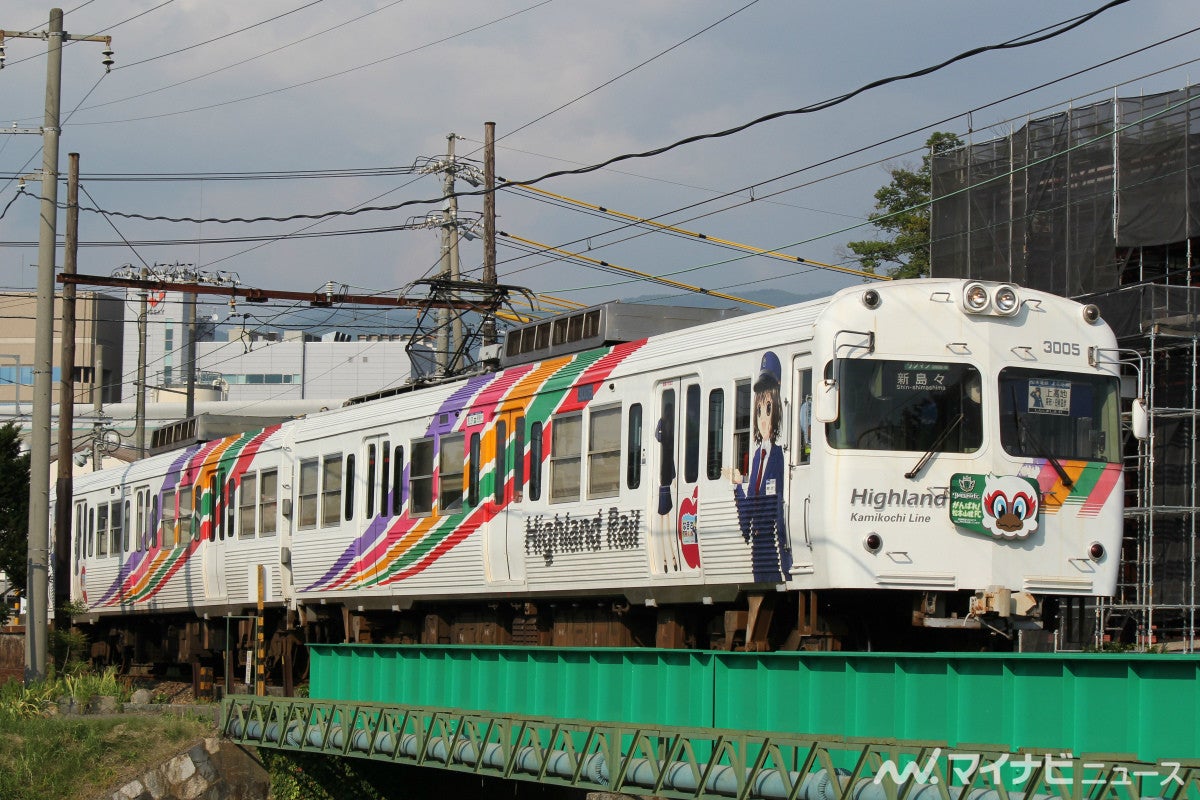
1042, 340, 1081, 356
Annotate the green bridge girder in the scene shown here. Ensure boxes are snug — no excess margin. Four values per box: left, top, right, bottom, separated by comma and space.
220, 694, 1200, 799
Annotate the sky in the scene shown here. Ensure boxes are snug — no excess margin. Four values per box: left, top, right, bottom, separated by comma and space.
1, 0, 1197, 333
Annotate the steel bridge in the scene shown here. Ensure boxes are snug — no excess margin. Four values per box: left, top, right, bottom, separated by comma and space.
221, 646, 1200, 799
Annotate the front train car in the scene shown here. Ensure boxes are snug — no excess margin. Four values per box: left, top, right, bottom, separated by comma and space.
804, 278, 1133, 636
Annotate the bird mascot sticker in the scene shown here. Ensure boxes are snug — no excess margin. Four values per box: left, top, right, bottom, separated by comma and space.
949, 472, 1041, 540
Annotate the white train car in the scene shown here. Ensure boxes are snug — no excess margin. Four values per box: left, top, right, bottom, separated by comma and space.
66, 279, 1139, 676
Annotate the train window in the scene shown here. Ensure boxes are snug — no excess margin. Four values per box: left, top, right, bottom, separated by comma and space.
135, 489, 146, 552
298, 458, 319, 530
550, 412, 582, 503
506, 333, 521, 358
344, 454, 356, 523
567, 313, 584, 341
493, 422, 506, 504
684, 384, 701, 483
587, 406, 621, 499
366, 444, 377, 518
439, 434, 465, 511
552, 317, 568, 346
626, 404, 642, 489
797, 369, 812, 465
161, 488, 176, 546
179, 486, 193, 544
733, 379, 752, 475
528, 422, 543, 501
513, 418, 525, 502
468, 433, 481, 507
260, 470, 278, 536
209, 476, 219, 542
149, 495, 159, 549
998, 368, 1120, 463
410, 439, 434, 516
225, 477, 236, 540
88, 507, 94, 557
827, 360, 983, 453
97, 503, 109, 557
118, 501, 129, 553
658, 390, 677, 499
707, 389, 725, 480
74, 502, 85, 566
534, 323, 550, 350
379, 443, 390, 518
520, 326, 536, 355
321, 454, 343, 527
239, 473, 257, 537
392, 446, 404, 515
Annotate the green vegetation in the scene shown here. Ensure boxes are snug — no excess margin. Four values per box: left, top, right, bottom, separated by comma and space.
844, 131, 964, 279
0, 676, 212, 800
0, 421, 31, 626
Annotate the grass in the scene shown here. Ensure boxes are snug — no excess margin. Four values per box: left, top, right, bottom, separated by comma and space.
0, 675, 214, 800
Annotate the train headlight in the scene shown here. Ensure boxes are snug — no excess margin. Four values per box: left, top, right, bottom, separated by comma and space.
1081, 304, 1101, 324
862, 289, 881, 309
864, 533, 882, 554
963, 282, 990, 313
994, 284, 1019, 315
1088, 542, 1106, 561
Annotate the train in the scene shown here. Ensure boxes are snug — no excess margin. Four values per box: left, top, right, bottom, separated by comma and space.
61, 278, 1143, 686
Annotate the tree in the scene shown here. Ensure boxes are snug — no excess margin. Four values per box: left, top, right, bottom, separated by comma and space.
845, 131, 963, 279
0, 422, 31, 605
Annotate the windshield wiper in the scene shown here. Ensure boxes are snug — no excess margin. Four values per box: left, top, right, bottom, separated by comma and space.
1010, 387, 1073, 489
905, 411, 964, 479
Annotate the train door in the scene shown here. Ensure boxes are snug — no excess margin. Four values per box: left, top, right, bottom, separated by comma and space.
650, 377, 702, 574
203, 468, 229, 602
485, 412, 527, 584
789, 356, 815, 574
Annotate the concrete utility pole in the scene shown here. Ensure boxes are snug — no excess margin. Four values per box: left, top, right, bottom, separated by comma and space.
481, 122, 498, 347
435, 133, 463, 375
54, 152, 80, 607
3, 8, 114, 684
134, 267, 148, 456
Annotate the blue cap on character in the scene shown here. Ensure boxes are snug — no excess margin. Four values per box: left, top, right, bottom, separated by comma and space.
753, 351, 781, 391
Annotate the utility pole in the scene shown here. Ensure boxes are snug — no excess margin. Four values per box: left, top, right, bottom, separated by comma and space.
481, 122, 498, 347
435, 134, 463, 375
185, 291, 197, 418
2, 8, 114, 684
54, 152, 79, 607
134, 267, 148, 456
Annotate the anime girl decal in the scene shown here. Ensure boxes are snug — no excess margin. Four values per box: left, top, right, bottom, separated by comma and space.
727, 351, 792, 583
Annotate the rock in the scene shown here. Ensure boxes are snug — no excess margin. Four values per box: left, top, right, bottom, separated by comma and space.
95, 695, 119, 714
131, 688, 153, 704
164, 752, 197, 784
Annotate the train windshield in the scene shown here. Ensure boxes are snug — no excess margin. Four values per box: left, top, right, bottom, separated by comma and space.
998, 368, 1121, 463
827, 359, 983, 452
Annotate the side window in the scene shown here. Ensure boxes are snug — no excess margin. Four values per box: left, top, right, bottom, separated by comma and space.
239, 472, 257, 538
321, 454, 343, 527
658, 389, 676, 490
260, 469, 278, 536
225, 477, 236, 540
734, 379, 752, 476
706, 389, 725, 480
797, 367, 813, 464
109, 501, 123, 554
149, 495, 159, 550
439, 433, 465, 511
366, 444, 377, 518
392, 445, 404, 516
344, 453, 355, 522
410, 439, 434, 516
160, 488, 176, 546
468, 432, 481, 507
73, 501, 85, 565
298, 458, 319, 530
88, 507, 95, 557
513, 418, 525, 502
684, 384, 701, 483
528, 422, 543, 501
627, 403, 642, 489
178, 485, 193, 544
587, 406, 621, 499
97, 503, 109, 557
209, 475, 220, 542
493, 421, 506, 504
550, 413, 582, 503
115, 503, 126, 554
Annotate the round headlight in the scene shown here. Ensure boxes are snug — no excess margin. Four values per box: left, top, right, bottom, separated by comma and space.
964, 283, 990, 312
1088, 542, 1106, 562
994, 285, 1019, 314
862, 289, 881, 309
864, 533, 883, 554
1082, 304, 1101, 324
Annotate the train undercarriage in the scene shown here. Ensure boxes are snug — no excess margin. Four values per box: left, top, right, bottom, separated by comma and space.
72, 588, 1052, 695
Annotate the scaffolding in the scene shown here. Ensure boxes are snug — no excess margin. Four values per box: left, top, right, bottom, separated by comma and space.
1094, 283, 1200, 651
